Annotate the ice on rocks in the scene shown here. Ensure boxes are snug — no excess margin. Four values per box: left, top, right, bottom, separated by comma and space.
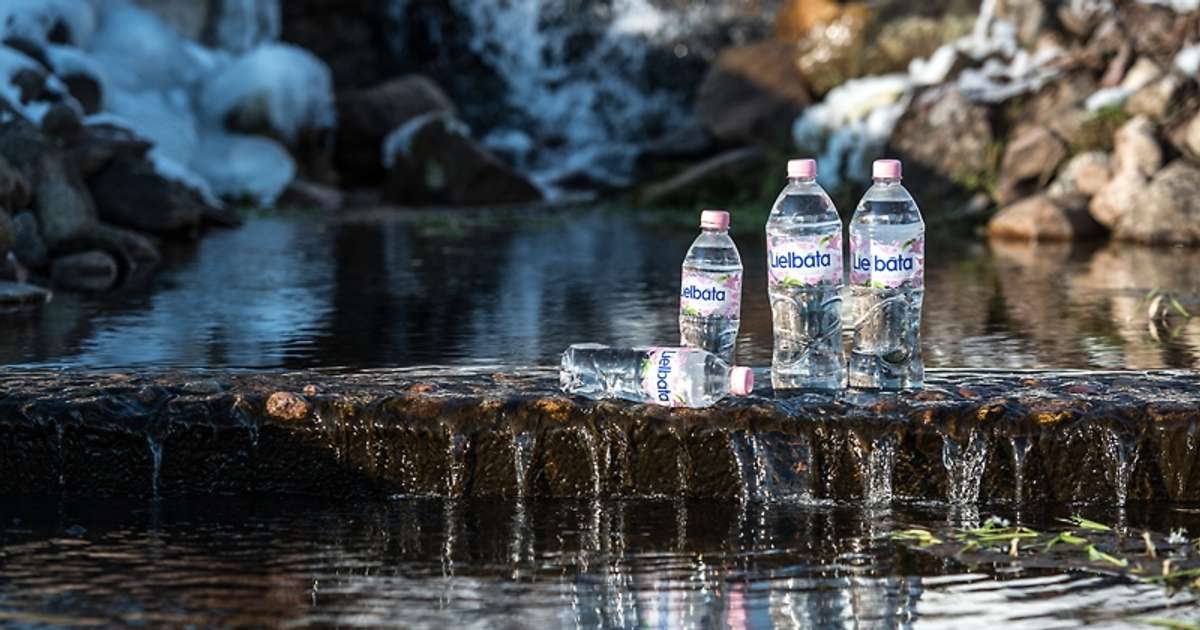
1175, 44, 1200, 76
793, 75, 911, 186
191, 132, 295, 206
197, 43, 335, 145
206, 0, 282, 54
381, 112, 471, 168
0, 0, 97, 46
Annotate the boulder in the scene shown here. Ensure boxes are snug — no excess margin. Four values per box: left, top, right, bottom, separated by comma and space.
1048, 151, 1111, 199
0, 154, 30, 212
10, 212, 47, 269
987, 194, 1103, 241
1089, 171, 1146, 229
60, 73, 102, 115
1115, 161, 1200, 245
40, 102, 83, 144
67, 123, 154, 178
887, 86, 995, 201
1122, 3, 1186, 58
0, 119, 95, 249
50, 251, 118, 292
383, 114, 542, 207
89, 158, 214, 235
1126, 74, 1187, 122
1111, 115, 1161, 178
335, 75, 456, 185
695, 40, 811, 147
995, 124, 1067, 204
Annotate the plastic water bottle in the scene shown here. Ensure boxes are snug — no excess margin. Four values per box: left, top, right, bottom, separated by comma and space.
848, 159, 925, 390
559, 344, 754, 408
766, 159, 845, 390
679, 210, 742, 364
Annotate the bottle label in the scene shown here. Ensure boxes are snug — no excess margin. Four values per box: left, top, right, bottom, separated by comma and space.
680, 270, 742, 318
640, 348, 689, 407
849, 233, 925, 288
767, 232, 843, 287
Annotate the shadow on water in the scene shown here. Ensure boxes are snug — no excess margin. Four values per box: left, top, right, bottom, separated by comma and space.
3, 207, 1200, 370
0, 496, 1196, 628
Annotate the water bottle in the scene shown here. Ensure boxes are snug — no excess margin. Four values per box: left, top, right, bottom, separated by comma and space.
766, 159, 845, 390
848, 159, 925, 390
679, 210, 742, 364
559, 344, 754, 408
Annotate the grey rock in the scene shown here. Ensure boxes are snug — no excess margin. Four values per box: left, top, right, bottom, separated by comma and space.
335, 75, 457, 186
1112, 115, 1161, 179
60, 73, 102, 115
1089, 171, 1147, 229
988, 194, 1103, 242
89, 157, 213, 235
50, 251, 119, 292
1048, 151, 1111, 199
10, 212, 47, 268
0, 154, 30, 212
996, 124, 1067, 204
67, 123, 154, 178
34, 154, 97, 249
887, 86, 994, 203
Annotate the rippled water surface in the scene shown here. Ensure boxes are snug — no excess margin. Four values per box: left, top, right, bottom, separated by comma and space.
0, 498, 1196, 629
3, 208, 1200, 370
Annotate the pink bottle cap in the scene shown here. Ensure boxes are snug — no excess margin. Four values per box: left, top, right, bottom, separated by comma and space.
729, 367, 754, 396
787, 159, 817, 179
700, 209, 730, 231
873, 159, 902, 180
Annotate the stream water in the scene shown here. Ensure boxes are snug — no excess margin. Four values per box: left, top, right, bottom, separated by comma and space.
4, 208, 1200, 627
3, 208, 1199, 370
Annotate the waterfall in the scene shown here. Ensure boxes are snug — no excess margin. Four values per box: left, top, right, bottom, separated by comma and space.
864, 434, 897, 506
1010, 436, 1030, 503
1102, 429, 1138, 507
942, 430, 989, 505
512, 431, 534, 498
445, 432, 469, 497
147, 435, 163, 500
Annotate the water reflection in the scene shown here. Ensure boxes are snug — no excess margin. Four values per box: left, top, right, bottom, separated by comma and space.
2, 209, 1200, 369
0, 498, 1194, 628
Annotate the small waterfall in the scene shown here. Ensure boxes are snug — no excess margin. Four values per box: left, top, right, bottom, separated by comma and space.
512, 431, 534, 498
1009, 436, 1031, 503
865, 434, 897, 506
55, 423, 64, 491
445, 433, 469, 497
942, 430, 989, 505
147, 436, 163, 500
1102, 429, 1138, 507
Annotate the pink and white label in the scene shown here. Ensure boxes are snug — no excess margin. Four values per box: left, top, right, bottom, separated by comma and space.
767, 232, 843, 287
680, 271, 742, 318
850, 232, 925, 289
640, 348, 688, 407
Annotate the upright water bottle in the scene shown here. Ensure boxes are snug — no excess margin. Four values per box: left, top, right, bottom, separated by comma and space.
559, 344, 754, 408
848, 159, 925, 390
679, 210, 742, 364
766, 159, 845, 390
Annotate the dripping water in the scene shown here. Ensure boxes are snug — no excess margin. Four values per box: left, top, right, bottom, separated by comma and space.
1010, 436, 1030, 503
1101, 429, 1138, 507
865, 433, 897, 506
147, 436, 163, 501
446, 433, 469, 497
942, 430, 989, 505
55, 422, 64, 491
512, 431, 533, 498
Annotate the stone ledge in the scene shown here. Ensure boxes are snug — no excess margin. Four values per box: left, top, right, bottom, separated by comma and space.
0, 368, 1197, 503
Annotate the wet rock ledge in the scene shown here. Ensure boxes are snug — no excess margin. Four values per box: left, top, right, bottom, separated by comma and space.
1, 368, 1199, 504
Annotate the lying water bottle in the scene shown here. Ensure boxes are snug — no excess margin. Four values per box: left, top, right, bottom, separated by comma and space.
679, 209, 743, 364
559, 344, 754, 408
848, 159, 925, 390
766, 158, 845, 390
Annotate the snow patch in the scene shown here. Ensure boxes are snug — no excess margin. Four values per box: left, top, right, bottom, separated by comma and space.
191, 132, 295, 206
0, 0, 97, 46
793, 75, 911, 187
207, 0, 282, 54
1176, 43, 1200, 75
198, 43, 334, 144
381, 112, 470, 168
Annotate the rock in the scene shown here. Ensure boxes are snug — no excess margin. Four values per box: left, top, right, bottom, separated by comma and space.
383, 113, 542, 207
1115, 161, 1200, 245
1048, 151, 1111, 199
266, 391, 310, 421
67, 123, 154, 178
1056, 0, 1107, 39
60, 73, 102, 115
696, 41, 811, 147
277, 178, 344, 211
1111, 115, 1161, 179
0, 211, 12, 259
335, 75, 456, 186
1126, 74, 1186, 122
92, 223, 161, 269
0, 154, 30, 212
1089, 171, 1147, 229
2, 37, 51, 70
89, 158, 213, 235
1122, 3, 1185, 58
1178, 112, 1200, 159
50, 251, 119, 292
995, 124, 1067, 204
988, 194, 1103, 242
637, 146, 768, 207
774, 0, 846, 41
636, 120, 717, 168
0, 119, 96, 249
10, 212, 46, 268
10, 67, 48, 104
995, 0, 1051, 48
1119, 57, 1164, 95
0, 281, 51, 309
887, 86, 995, 202
40, 102, 83, 143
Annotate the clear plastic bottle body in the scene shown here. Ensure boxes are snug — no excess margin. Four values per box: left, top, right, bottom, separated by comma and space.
679, 228, 742, 364
847, 177, 925, 390
766, 176, 845, 390
559, 344, 742, 408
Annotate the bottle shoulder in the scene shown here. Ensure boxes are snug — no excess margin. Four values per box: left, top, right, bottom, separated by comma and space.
768, 183, 840, 224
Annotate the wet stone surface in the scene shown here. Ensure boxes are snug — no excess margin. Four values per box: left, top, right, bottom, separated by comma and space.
1, 368, 1199, 504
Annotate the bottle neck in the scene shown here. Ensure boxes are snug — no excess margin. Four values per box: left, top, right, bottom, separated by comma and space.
788, 176, 816, 184
700, 227, 727, 234
873, 177, 902, 186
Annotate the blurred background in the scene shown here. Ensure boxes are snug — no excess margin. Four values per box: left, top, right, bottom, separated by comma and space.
1, 0, 1200, 370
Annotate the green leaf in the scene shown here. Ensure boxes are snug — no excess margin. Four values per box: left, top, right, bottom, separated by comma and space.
1060, 516, 1112, 531
1086, 545, 1128, 567
1139, 619, 1200, 630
